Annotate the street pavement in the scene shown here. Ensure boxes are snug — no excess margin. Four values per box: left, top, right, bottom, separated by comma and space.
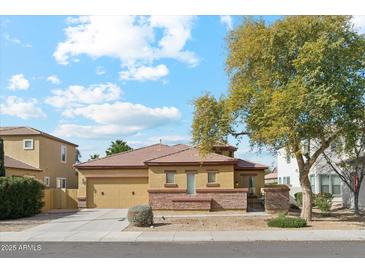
2, 241, 365, 257
1, 208, 365, 242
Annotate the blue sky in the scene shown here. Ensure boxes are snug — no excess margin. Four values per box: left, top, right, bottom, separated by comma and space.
0, 15, 317, 166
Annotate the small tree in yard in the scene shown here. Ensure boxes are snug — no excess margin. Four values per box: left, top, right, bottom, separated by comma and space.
322, 124, 365, 215
192, 16, 365, 221
105, 139, 132, 156
0, 138, 5, 177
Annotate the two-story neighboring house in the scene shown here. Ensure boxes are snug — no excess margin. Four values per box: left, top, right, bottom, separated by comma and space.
0, 127, 78, 188
277, 144, 365, 208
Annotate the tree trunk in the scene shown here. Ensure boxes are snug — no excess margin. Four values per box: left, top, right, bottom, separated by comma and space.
354, 190, 359, 215
300, 174, 312, 221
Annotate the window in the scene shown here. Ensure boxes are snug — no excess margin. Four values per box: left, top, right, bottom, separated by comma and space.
248, 176, 256, 195
56, 178, 67, 188
61, 145, 67, 163
207, 171, 217, 184
309, 175, 316, 192
286, 153, 291, 164
165, 171, 176, 184
320, 174, 330, 193
23, 139, 34, 150
44, 176, 50, 187
283, 176, 291, 185
278, 177, 282, 184
331, 175, 342, 195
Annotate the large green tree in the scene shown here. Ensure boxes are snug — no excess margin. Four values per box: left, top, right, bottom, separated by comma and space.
192, 16, 365, 221
105, 139, 132, 156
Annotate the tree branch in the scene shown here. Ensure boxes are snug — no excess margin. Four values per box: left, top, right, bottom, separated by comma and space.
229, 130, 250, 137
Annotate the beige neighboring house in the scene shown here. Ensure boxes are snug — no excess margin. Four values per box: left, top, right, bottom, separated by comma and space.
75, 143, 267, 211
0, 127, 78, 188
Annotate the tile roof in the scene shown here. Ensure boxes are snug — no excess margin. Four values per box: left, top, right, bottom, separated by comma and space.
265, 172, 278, 180
75, 143, 188, 168
75, 143, 267, 169
235, 159, 268, 170
4, 155, 42, 171
145, 147, 237, 165
0, 127, 78, 147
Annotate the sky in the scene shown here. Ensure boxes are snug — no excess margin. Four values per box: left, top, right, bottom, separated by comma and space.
0, 15, 364, 166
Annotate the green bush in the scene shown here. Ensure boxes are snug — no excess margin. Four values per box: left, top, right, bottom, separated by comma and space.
294, 192, 303, 207
0, 176, 45, 220
127, 204, 153, 227
267, 214, 307, 228
314, 193, 333, 213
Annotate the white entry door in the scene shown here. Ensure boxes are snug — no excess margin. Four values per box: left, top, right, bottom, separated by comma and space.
186, 173, 196, 194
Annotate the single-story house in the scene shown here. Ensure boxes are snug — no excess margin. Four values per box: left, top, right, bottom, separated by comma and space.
74, 143, 267, 211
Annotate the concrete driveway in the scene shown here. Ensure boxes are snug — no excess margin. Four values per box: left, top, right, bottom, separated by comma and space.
0, 209, 129, 241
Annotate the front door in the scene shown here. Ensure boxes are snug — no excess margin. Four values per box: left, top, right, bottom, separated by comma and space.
186, 173, 196, 194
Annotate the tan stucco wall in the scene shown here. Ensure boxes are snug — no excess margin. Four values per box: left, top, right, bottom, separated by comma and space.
234, 169, 265, 195
148, 165, 235, 189
2, 135, 78, 188
5, 167, 42, 179
38, 136, 78, 188
2, 136, 40, 168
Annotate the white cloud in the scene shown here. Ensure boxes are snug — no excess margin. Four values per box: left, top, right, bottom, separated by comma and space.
220, 16, 233, 30
8, 74, 30, 90
352, 15, 365, 34
3, 33, 32, 48
120, 64, 169, 81
54, 102, 181, 138
46, 75, 61, 85
96, 66, 106, 75
62, 102, 181, 125
54, 16, 198, 81
0, 96, 46, 119
53, 124, 143, 138
45, 83, 121, 108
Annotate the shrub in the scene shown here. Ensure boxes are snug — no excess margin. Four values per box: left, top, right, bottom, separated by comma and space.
127, 204, 153, 227
314, 193, 333, 213
294, 192, 316, 207
267, 214, 307, 228
294, 192, 303, 207
0, 176, 45, 220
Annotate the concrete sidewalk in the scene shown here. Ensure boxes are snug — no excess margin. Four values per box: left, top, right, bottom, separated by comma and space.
1, 229, 365, 242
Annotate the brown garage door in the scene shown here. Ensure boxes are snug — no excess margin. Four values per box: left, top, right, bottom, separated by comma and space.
87, 178, 148, 208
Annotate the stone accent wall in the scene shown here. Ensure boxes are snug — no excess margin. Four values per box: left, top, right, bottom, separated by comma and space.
262, 186, 290, 213
172, 198, 212, 210
148, 188, 247, 211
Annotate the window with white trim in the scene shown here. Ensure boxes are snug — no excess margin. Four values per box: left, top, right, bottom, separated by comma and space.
207, 171, 217, 184
56, 178, 67, 188
331, 175, 342, 195
23, 139, 34, 150
286, 153, 291, 164
165, 171, 176, 184
61, 145, 67, 163
44, 176, 50, 187
320, 174, 330, 193
282, 176, 291, 185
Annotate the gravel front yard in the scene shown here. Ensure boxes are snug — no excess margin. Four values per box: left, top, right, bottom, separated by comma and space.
0, 211, 77, 232
124, 208, 365, 231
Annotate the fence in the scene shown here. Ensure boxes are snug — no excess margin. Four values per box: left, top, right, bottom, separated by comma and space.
42, 188, 78, 212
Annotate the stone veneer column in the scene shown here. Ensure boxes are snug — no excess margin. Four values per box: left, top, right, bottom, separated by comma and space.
262, 186, 290, 214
